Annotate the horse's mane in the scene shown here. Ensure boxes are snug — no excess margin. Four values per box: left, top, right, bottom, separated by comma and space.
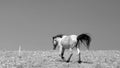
53, 34, 64, 39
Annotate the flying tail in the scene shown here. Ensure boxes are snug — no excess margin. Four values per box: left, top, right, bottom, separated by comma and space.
75, 33, 91, 50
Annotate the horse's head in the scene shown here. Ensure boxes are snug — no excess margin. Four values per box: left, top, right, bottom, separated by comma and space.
52, 37, 58, 50
52, 34, 64, 50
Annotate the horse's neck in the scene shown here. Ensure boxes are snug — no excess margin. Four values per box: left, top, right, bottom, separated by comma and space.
57, 38, 62, 44
62, 35, 67, 39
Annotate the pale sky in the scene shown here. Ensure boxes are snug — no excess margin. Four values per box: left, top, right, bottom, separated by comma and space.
0, 0, 120, 50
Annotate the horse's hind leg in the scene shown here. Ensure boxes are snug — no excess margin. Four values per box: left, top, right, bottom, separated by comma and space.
77, 48, 82, 63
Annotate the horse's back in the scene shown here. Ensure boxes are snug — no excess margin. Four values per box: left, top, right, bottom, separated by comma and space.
61, 35, 77, 43
60, 35, 77, 49
70, 35, 77, 41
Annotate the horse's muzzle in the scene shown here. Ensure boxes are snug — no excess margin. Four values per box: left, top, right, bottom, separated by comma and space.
53, 44, 57, 50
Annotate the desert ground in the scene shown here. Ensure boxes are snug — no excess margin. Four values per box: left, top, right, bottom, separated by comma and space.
0, 50, 120, 68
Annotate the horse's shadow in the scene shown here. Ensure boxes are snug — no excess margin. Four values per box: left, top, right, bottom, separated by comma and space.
55, 59, 93, 64
81, 61, 93, 64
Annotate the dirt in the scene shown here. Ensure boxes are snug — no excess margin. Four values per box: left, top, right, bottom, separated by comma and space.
0, 50, 120, 68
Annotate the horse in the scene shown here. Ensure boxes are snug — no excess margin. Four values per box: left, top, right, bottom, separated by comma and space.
52, 33, 91, 63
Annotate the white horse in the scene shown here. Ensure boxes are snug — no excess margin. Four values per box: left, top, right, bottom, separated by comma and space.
52, 33, 91, 63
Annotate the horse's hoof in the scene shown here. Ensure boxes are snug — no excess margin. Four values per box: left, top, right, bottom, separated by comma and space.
61, 57, 65, 60
66, 60, 70, 63
78, 61, 82, 63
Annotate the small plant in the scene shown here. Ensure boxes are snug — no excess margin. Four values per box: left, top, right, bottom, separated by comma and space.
18, 45, 22, 58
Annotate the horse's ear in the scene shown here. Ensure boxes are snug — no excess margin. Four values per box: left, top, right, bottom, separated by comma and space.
52, 37, 55, 40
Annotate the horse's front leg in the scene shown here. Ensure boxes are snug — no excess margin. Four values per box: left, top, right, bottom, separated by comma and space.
66, 48, 73, 63
59, 46, 65, 60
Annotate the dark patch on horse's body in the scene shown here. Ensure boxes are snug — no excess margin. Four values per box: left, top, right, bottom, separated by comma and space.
53, 34, 64, 39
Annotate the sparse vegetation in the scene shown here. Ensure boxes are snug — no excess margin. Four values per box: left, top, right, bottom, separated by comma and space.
0, 50, 120, 68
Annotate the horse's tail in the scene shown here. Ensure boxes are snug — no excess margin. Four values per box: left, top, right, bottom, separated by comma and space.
75, 33, 91, 50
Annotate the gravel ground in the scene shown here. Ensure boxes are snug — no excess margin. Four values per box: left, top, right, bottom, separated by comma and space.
0, 50, 120, 68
